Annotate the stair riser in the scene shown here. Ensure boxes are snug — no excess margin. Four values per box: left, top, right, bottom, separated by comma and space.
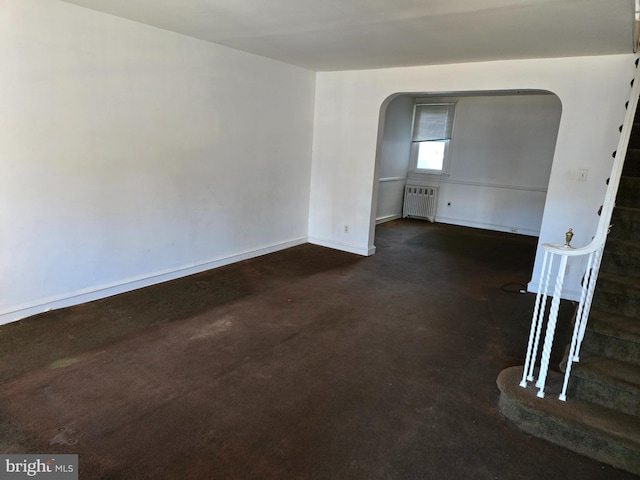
629, 128, 640, 150
629, 121, 640, 148
568, 374, 640, 417
623, 149, 640, 177
499, 393, 640, 476
623, 164, 640, 178
581, 331, 640, 366
592, 289, 640, 318
616, 181, 640, 208
609, 209, 640, 240
623, 163, 640, 178
600, 250, 640, 277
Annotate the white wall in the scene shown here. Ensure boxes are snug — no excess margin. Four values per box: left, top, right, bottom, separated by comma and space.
308, 55, 634, 298
375, 95, 413, 223
406, 93, 561, 236
0, 0, 316, 324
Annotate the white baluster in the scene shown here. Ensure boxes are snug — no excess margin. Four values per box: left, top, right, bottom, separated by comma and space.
528, 251, 554, 382
536, 254, 568, 398
559, 251, 595, 400
570, 251, 595, 362
574, 246, 603, 361
520, 250, 551, 387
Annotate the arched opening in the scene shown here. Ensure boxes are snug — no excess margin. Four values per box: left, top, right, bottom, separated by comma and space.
372, 90, 562, 246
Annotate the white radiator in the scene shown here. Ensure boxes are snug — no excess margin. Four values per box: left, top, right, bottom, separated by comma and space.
402, 185, 438, 222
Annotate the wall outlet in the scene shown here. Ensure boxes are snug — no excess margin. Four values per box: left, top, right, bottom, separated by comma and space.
344, 224, 349, 234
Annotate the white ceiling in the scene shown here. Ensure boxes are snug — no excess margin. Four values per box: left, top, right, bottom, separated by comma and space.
60, 0, 636, 71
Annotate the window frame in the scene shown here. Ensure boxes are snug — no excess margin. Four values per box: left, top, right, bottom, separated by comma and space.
409, 102, 456, 175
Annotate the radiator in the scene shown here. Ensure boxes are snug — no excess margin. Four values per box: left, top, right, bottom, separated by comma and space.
402, 185, 438, 222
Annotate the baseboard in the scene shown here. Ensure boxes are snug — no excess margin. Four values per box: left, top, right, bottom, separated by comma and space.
435, 216, 540, 237
527, 280, 581, 302
376, 214, 401, 225
0, 237, 307, 326
308, 237, 375, 256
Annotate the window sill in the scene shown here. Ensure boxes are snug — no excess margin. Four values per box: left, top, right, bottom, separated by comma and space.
409, 171, 450, 178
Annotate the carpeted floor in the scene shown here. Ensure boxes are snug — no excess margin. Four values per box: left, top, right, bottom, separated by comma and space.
0, 219, 636, 479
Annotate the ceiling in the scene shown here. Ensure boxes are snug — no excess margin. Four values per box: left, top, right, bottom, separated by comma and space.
60, 0, 636, 71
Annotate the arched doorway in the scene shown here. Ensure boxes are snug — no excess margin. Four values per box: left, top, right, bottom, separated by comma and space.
373, 90, 562, 244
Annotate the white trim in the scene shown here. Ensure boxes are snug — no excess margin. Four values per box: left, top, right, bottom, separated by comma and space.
435, 216, 540, 237
406, 175, 547, 192
308, 236, 375, 256
409, 101, 457, 175
378, 176, 406, 183
440, 178, 547, 192
0, 237, 307, 326
376, 214, 402, 224
527, 280, 581, 302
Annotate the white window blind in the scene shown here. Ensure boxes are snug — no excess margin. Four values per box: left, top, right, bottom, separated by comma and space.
412, 103, 456, 142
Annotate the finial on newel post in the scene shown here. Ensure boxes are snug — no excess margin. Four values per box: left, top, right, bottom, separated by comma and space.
564, 228, 574, 248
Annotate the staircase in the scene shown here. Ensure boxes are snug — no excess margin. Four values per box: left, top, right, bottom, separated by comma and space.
497, 88, 640, 475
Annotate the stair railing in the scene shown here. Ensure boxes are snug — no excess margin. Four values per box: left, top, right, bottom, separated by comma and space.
520, 58, 640, 400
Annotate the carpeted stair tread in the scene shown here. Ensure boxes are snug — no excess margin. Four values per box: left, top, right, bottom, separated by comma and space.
629, 123, 640, 150
609, 205, 640, 240
623, 148, 640, 178
582, 310, 640, 365
498, 366, 640, 476
616, 176, 640, 208
575, 356, 640, 387
499, 367, 640, 444
592, 272, 640, 317
602, 237, 640, 250
586, 310, 640, 344
618, 175, 640, 187
595, 271, 640, 295
569, 356, 640, 416
600, 237, 640, 277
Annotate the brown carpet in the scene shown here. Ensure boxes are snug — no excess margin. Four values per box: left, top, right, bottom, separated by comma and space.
0, 220, 635, 479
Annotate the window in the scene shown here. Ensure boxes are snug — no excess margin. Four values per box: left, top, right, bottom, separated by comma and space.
411, 102, 456, 173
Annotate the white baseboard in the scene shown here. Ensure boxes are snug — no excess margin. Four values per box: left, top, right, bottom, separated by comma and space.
0, 237, 307, 326
376, 214, 402, 224
308, 236, 375, 256
435, 216, 540, 237
526, 281, 581, 302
